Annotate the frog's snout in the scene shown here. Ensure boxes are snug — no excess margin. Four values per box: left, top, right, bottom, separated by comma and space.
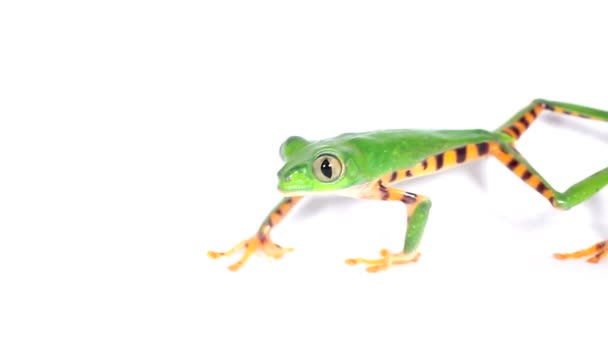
277, 170, 292, 182
277, 165, 310, 193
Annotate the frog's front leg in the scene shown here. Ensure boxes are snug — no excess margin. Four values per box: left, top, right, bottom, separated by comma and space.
346, 181, 432, 273
208, 196, 302, 271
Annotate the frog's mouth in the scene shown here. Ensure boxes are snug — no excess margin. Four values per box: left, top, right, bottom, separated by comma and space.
279, 182, 373, 199
277, 184, 315, 197
278, 190, 309, 197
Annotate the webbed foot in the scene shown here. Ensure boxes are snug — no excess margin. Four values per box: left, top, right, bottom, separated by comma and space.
208, 234, 293, 271
345, 249, 420, 273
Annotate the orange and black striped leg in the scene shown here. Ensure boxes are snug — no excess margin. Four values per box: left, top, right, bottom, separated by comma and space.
491, 143, 558, 206
208, 196, 302, 271
346, 182, 431, 273
497, 99, 608, 141
492, 143, 608, 263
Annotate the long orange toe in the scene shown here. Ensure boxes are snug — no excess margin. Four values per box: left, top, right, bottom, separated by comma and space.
209, 234, 294, 271
554, 241, 607, 263
345, 249, 420, 273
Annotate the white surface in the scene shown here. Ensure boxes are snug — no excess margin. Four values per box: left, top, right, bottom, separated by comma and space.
1, 1, 608, 341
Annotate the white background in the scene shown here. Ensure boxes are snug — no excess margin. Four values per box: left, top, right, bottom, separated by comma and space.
1, 1, 607, 341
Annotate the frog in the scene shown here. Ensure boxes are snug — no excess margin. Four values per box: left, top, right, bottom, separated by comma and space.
209, 99, 608, 272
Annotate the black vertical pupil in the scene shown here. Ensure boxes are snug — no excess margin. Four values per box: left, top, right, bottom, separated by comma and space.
320, 158, 332, 178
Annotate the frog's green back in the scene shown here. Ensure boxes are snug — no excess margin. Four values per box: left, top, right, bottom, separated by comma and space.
342, 129, 500, 182
277, 128, 504, 193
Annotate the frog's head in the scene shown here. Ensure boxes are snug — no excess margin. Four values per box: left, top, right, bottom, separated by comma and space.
277, 135, 361, 195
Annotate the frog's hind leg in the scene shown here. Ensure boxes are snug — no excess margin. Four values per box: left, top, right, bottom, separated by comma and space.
490, 141, 608, 263
494, 99, 608, 263
496, 99, 608, 141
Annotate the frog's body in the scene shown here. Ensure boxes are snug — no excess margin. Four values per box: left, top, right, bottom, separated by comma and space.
210, 99, 608, 272
278, 129, 502, 194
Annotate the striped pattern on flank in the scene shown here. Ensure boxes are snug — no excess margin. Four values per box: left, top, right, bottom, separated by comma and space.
381, 142, 492, 184
501, 101, 601, 140
492, 146, 556, 205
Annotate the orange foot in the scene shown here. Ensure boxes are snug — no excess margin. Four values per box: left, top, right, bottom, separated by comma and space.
553, 240, 608, 263
345, 249, 421, 273
208, 234, 293, 271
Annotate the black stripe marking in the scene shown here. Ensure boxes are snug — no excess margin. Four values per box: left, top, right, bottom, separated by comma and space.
507, 159, 519, 170
521, 170, 532, 181
510, 125, 521, 137
285, 198, 292, 204
520, 116, 530, 128
267, 217, 274, 228
435, 153, 444, 170
421, 160, 428, 170
275, 208, 283, 216
401, 192, 417, 204
543, 103, 554, 111
379, 183, 389, 200
536, 182, 548, 193
530, 110, 538, 118
455, 146, 467, 163
389, 171, 397, 182
476, 142, 489, 155
405, 170, 413, 177
531, 104, 540, 116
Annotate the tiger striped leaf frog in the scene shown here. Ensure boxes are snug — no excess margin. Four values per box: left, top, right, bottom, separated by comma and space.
209, 99, 608, 272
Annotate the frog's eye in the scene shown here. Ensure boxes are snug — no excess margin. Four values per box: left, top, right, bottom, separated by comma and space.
312, 154, 343, 182
280, 136, 308, 160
